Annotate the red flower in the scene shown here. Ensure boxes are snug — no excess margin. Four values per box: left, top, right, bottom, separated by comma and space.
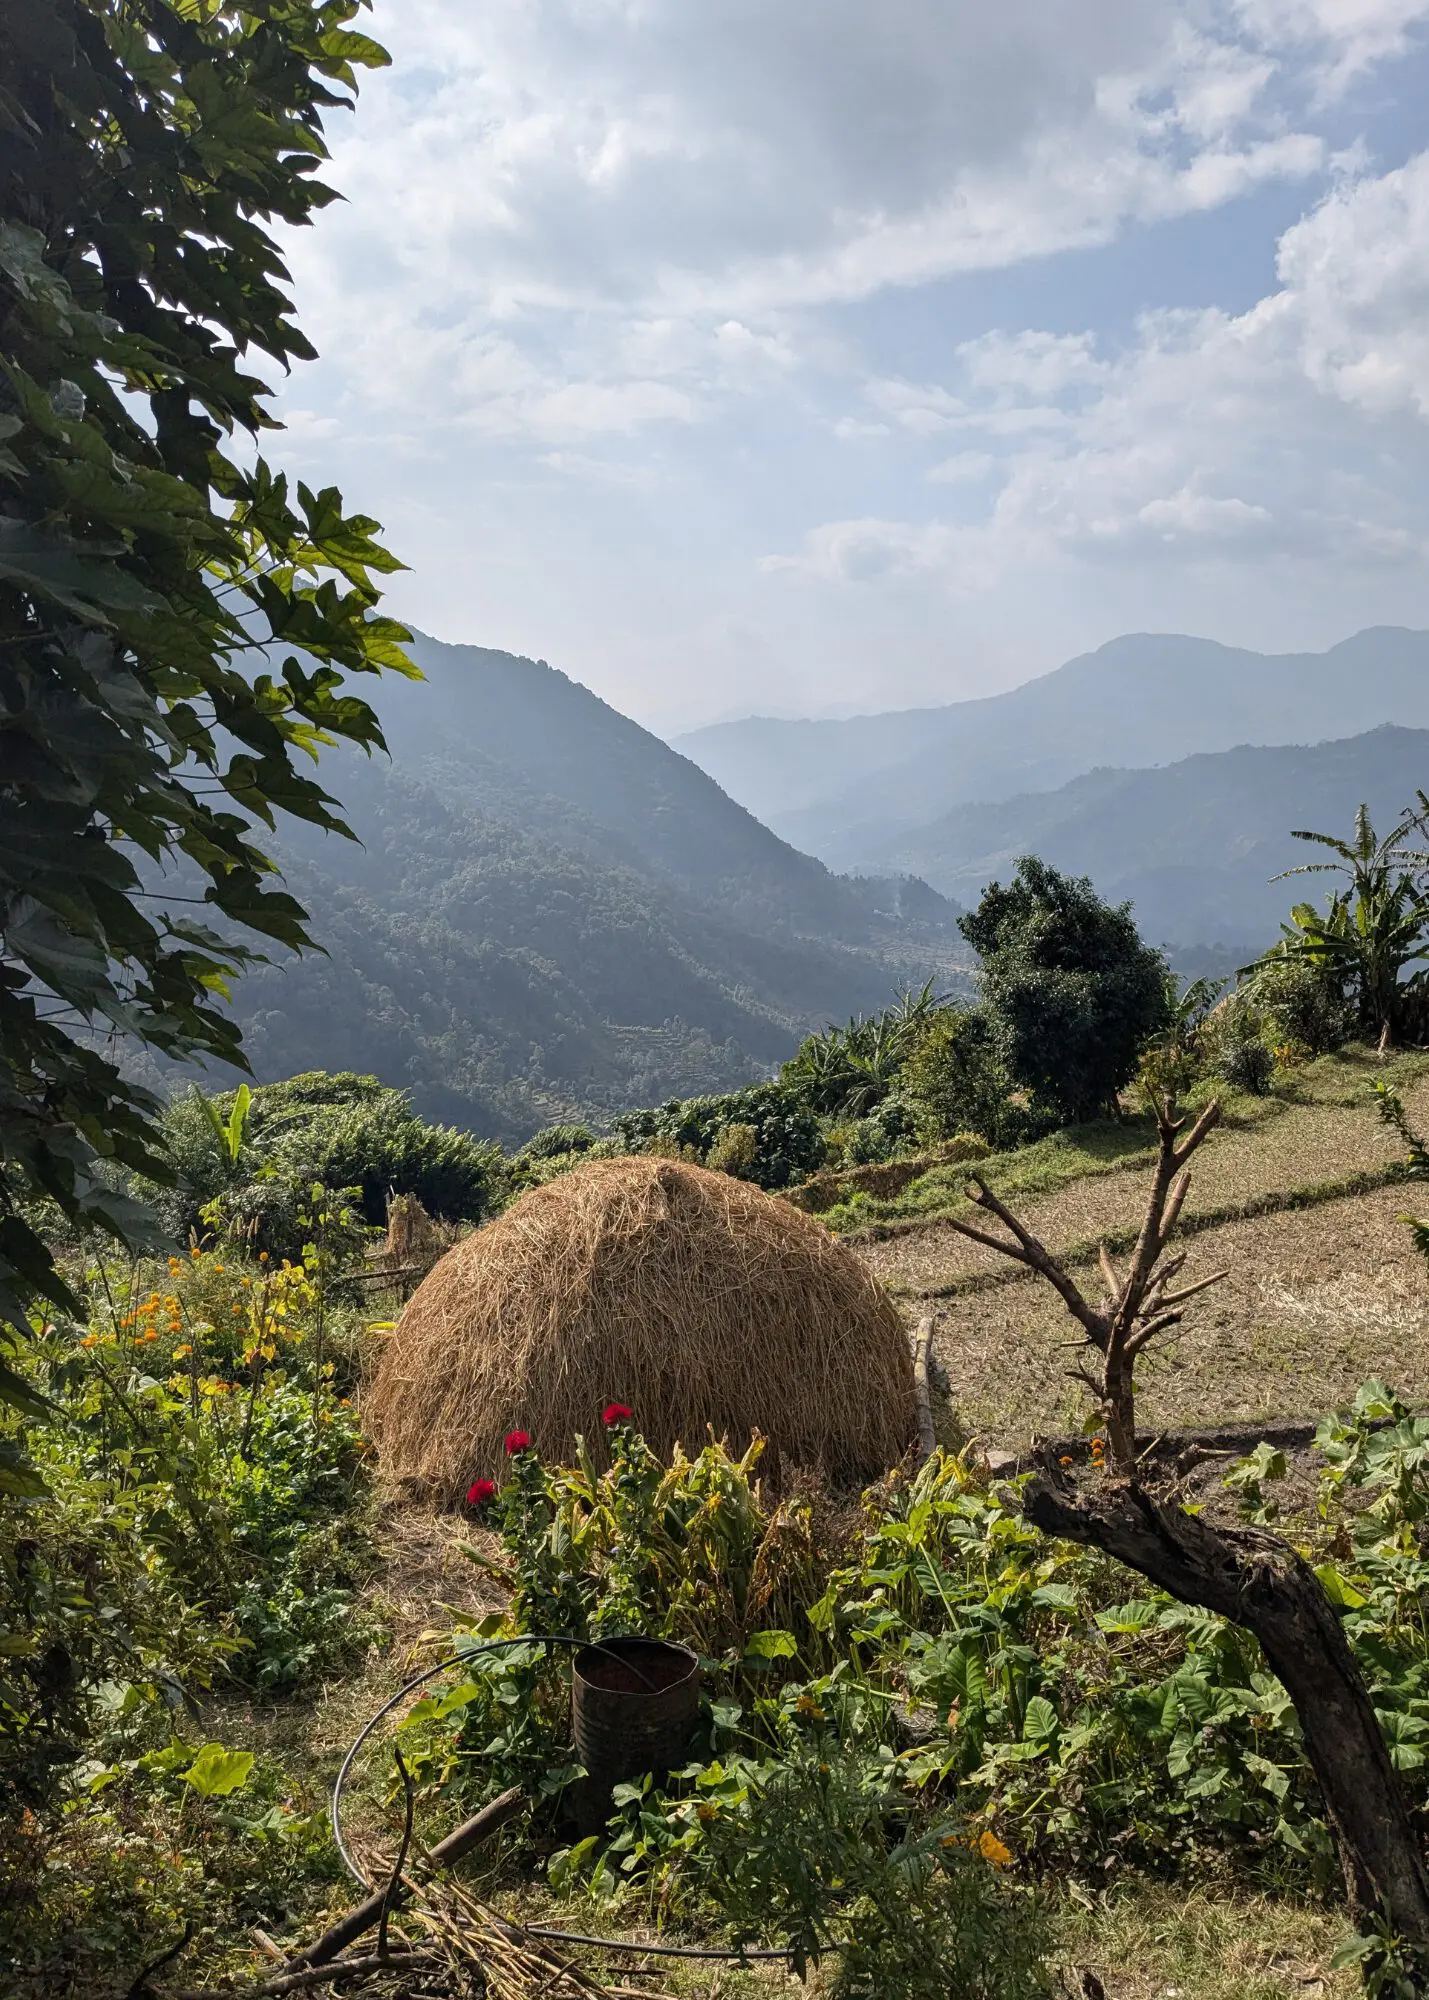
466, 1478, 497, 1507
504, 1429, 532, 1456
602, 1402, 633, 1426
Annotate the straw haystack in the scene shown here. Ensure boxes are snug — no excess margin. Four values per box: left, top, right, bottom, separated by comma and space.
367, 1155, 915, 1499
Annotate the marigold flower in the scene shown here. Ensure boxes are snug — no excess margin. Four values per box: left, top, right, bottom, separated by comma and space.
602, 1401, 633, 1426
1059, 1455, 1073, 1466
466, 1477, 498, 1506
976, 1830, 1013, 1868
504, 1429, 532, 1455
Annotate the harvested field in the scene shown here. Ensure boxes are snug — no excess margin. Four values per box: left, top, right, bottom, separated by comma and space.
858, 1077, 1429, 1298
921, 1184, 1429, 1444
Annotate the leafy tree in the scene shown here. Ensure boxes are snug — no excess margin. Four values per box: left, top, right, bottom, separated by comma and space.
1254, 805, 1429, 1052
958, 859, 1168, 1124
0, 2, 411, 1374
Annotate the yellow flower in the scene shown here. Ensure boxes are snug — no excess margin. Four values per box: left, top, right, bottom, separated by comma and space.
975, 1830, 1012, 1868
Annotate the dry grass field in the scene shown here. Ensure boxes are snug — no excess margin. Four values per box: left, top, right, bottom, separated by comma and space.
838, 1055, 1429, 1446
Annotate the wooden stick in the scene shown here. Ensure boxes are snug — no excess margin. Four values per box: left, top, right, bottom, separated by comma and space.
287, 1787, 527, 1969
912, 1314, 936, 1461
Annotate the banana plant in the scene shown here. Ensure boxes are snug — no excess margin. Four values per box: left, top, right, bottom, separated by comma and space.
1253, 804, 1429, 1051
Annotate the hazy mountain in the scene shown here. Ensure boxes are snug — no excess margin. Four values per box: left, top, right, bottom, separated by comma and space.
673, 629, 1429, 867
204, 635, 965, 1142
865, 724, 1429, 951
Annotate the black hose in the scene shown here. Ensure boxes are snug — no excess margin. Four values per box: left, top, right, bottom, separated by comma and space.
330, 1634, 799, 1965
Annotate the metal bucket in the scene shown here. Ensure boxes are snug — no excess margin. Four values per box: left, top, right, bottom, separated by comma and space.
571, 1637, 701, 1831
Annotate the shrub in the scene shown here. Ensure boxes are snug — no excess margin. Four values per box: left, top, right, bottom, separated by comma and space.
1245, 951, 1352, 1056
1219, 1038, 1276, 1096
2, 1245, 377, 1813
615, 1082, 822, 1190
150, 1073, 503, 1255
706, 1122, 760, 1179
899, 1007, 1025, 1148
519, 1123, 596, 1163
959, 860, 1170, 1124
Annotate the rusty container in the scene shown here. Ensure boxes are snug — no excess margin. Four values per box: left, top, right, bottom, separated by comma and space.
571, 1637, 701, 1831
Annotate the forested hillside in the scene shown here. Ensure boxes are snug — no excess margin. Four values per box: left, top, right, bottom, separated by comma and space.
205, 636, 964, 1141
676, 628, 1429, 864
868, 724, 1429, 949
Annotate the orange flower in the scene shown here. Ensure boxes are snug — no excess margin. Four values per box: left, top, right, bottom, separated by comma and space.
213, 1264, 224, 1274
975, 1830, 1012, 1868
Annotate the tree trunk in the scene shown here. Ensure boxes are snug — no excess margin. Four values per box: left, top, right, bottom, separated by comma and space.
1025, 1463, 1429, 1939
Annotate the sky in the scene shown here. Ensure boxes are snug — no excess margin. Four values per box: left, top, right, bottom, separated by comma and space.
272, 0, 1429, 734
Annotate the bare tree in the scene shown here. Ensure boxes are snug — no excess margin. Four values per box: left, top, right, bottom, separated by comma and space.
945, 1096, 1429, 1945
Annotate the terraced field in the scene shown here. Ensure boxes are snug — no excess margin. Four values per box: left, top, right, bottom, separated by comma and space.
848, 1053, 1429, 1445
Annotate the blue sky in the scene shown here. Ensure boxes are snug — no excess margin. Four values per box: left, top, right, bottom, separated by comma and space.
273, 1, 1429, 732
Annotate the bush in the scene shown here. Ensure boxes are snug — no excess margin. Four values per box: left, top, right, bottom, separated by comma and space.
959, 860, 1170, 1125
899, 1007, 1028, 1148
2, 1244, 377, 1814
706, 1122, 760, 1179
150, 1073, 503, 1256
615, 1082, 822, 1190
1245, 952, 1352, 1056
1219, 1038, 1276, 1096
518, 1123, 596, 1163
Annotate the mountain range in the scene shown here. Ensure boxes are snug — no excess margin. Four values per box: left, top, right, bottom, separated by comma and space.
870, 724, 1429, 950
212, 634, 965, 1143
673, 628, 1429, 867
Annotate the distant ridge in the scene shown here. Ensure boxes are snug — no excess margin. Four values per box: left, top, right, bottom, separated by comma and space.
673, 629, 1429, 867
865, 723, 1429, 950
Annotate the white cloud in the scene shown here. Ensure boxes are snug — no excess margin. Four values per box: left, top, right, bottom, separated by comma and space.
772, 152, 1429, 591
281, 0, 1390, 444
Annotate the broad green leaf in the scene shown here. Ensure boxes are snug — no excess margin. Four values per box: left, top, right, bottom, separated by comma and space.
181, 1744, 255, 1798
743, 1629, 798, 1661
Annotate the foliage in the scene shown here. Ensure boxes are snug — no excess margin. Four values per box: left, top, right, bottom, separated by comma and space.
0, 0, 411, 1380
520, 1123, 597, 1164
148, 1071, 502, 1254
1, 1242, 377, 1813
899, 1005, 1034, 1150
706, 1121, 760, 1179
959, 860, 1170, 1123
399, 1396, 1429, 1994
614, 1081, 822, 1191
1244, 949, 1352, 1058
1218, 1038, 1276, 1096
1253, 805, 1429, 1049
1137, 976, 1225, 1100
780, 983, 943, 1119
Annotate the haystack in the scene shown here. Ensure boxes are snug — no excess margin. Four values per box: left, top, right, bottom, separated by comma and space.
367, 1155, 915, 1499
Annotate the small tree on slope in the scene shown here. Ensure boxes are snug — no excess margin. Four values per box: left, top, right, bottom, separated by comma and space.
958, 859, 1169, 1125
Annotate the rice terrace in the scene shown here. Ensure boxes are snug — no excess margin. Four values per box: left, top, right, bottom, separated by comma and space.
10, 6, 1429, 2000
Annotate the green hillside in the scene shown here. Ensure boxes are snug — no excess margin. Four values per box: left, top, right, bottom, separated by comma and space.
203, 638, 967, 1141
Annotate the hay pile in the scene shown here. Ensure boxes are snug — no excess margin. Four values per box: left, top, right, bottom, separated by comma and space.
367, 1155, 915, 1498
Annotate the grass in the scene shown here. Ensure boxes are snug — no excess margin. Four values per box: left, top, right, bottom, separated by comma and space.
855, 1054, 1429, 1303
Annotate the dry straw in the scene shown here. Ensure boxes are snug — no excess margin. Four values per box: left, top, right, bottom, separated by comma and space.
367, 1155, 915, 1499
